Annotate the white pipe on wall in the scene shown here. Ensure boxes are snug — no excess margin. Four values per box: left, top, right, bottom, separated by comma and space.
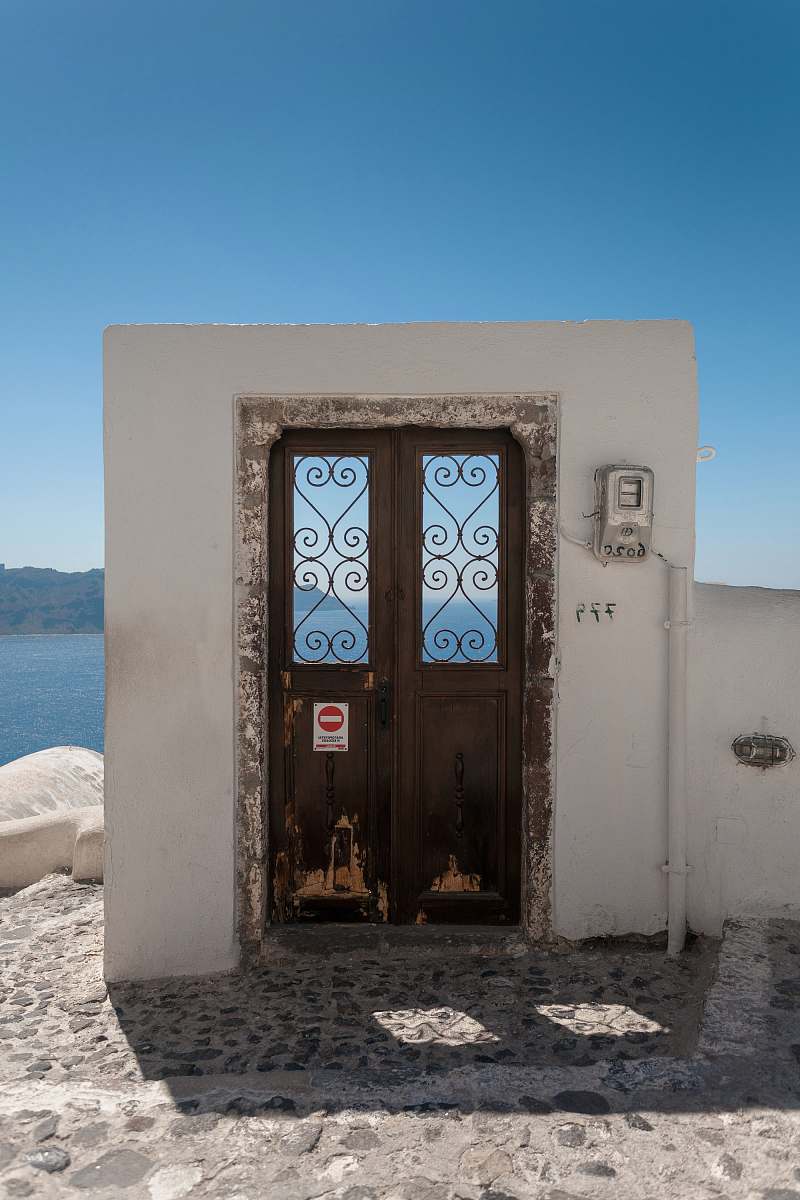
665, 565, 690, 956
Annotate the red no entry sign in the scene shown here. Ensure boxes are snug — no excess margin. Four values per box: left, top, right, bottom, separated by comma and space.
313, 702, 349, 751
317, 705, 345, 732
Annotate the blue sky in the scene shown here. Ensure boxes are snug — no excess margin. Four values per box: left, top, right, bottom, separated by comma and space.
1, 0, 798, 585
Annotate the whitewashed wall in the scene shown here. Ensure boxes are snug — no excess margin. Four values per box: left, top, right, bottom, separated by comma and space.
688, 583, 800, 933
104, 321, 697, 980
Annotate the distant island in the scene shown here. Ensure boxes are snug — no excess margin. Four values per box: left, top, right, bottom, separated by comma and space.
295, 585, 365, 612
0, 566, 103, 634
0, 572, 361, 634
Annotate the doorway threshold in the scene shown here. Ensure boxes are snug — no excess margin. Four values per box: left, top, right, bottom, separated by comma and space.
259, 924, 526, 965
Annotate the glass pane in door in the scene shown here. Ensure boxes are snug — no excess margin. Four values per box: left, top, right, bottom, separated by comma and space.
292, 454, 370, 664
420, 452, 500, 663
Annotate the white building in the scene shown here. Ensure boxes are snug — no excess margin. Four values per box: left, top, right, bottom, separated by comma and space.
103, 321, 799, 981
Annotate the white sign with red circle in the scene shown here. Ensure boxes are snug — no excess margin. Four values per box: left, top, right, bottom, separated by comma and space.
313, 702, 349, 751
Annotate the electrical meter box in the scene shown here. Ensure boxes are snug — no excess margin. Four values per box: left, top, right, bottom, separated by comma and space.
593, 465, 654, 563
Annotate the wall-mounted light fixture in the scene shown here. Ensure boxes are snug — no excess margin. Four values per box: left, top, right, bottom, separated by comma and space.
732, 733, 795, 768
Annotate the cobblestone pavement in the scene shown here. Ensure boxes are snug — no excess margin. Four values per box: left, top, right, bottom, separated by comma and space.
1, 876, 800, 1198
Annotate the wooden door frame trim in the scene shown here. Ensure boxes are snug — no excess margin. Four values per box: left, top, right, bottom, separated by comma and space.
235, 393, 558, 963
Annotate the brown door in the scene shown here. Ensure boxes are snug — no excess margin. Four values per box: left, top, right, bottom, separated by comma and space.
268, 427, 523, 925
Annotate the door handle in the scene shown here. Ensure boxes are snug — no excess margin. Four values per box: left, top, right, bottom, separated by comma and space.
454, 751, 465, 837
325, 752, 336, 833
378, 678, 391, 728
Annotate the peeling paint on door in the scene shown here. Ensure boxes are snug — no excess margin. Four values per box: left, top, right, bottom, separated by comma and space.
283, 697, 303, 747
272, 850, 292, 922
377, 880, 389, 922
291, 814, 369, 903
430, 855, 482, 893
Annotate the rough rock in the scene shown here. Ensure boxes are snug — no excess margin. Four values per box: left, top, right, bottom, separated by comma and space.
0, 748, 102, 822
0, 749, 103, 889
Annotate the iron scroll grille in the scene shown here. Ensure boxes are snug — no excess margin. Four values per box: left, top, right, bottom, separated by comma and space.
421, 452, 500, 663
291, 454, 370, 664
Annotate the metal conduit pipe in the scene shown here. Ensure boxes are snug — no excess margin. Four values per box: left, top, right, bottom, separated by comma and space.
665, 565, 690, 957
560, 527, 691, 955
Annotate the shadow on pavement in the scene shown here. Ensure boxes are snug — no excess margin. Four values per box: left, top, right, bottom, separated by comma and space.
107, 931, 729, 1117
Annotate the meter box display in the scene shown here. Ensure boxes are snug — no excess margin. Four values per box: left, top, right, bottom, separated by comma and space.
593, 465, 654, 563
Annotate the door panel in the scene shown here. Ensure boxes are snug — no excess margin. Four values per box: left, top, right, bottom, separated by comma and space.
417, 693, 503, 893
268, 432, 392, 923
268, 427, 522, 926
396, 428, 522, 924
284, 692, 372, 920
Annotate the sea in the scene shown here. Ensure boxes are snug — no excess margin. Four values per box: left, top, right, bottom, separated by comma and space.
0, 602, 496, 766
0, 635, 104, 767
294, 599, 498, 664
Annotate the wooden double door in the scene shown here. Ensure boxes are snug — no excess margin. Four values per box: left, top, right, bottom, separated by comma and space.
268, 427, 523, 925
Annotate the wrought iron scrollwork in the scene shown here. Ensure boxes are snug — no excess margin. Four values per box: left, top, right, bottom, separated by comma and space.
292, 454, 370, 664
421, 453, 500, 663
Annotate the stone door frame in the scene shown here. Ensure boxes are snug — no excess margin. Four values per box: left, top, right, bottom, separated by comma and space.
235, 393, 558, 962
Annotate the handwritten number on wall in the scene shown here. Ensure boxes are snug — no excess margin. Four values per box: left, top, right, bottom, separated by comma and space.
576, 603, 617, 623
602, 544, 646, 559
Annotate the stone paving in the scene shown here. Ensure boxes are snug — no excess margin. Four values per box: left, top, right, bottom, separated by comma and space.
1, 875, 800, 1198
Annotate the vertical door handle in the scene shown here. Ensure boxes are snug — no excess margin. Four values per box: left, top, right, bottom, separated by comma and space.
378, 678, 391, 728
454, 751, 465, 837
325, 752, 336, 832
